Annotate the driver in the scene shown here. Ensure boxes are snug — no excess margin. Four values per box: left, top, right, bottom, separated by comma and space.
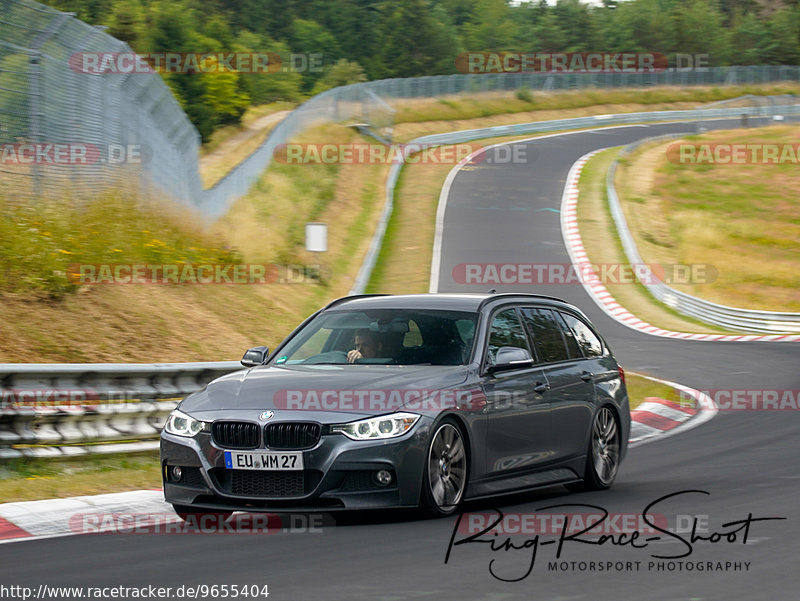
347, 329, 402, 363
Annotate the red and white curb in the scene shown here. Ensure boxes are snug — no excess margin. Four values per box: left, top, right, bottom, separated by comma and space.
0, 489, 172, 544
628, 372, 717, 447
560, 149, 800, 342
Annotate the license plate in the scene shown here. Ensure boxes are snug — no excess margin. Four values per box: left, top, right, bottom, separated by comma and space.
223, 450, 303, 471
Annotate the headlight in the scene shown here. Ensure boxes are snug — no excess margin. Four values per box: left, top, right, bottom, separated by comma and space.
164, 409, 206, 437
331, 412, 420, 440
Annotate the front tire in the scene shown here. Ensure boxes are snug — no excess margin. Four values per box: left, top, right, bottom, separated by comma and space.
420, 418, 468, 517
567, 406, 620, 492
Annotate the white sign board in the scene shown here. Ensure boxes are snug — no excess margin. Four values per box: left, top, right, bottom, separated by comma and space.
305, 222, 327, 253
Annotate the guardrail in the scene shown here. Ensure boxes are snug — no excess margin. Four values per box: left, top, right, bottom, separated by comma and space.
606, 139, 800, 334
0, 362, 240, 458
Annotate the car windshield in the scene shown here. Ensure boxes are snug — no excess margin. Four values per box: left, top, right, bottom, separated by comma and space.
271, 308, 479, 366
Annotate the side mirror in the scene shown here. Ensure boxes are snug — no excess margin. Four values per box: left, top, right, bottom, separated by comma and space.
489, 346, 534, 373
241, 346, 269, 367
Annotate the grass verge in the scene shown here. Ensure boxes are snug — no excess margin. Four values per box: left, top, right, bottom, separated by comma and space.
576, 148, 740, 334
0, 124, 386, 362
0, 452, 161, 502
616, 125, 800, 312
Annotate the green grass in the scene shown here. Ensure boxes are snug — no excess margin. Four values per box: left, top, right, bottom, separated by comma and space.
0, 192, 240, 299
626, 372, 687, 410
0, 452, 161, 502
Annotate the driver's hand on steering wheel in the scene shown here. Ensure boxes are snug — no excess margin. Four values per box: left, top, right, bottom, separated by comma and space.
347, 349, 363, 363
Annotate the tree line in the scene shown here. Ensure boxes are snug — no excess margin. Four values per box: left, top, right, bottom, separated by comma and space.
45, 0, 800, 140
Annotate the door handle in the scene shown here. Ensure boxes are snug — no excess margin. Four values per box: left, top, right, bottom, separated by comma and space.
581, 371, 594, 382
533, 382, 549, 394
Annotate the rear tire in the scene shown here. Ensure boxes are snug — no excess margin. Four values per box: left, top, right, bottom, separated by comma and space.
566, 406, 620, 492
420, 418, 468, 517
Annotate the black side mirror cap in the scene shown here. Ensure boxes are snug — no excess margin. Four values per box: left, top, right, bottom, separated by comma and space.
241, 346, 269, 367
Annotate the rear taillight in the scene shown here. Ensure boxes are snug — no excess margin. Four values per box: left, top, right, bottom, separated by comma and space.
618, 365, 626, 384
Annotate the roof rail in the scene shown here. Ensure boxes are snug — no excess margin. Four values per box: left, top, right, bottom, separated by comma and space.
322, 294, 391, 310
477, 292, 568, 311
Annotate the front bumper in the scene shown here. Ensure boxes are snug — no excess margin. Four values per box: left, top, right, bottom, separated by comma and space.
160, 417, 433, 512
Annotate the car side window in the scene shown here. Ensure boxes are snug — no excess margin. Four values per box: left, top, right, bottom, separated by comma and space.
520, 308, 570, 363
486, 308, 530, 366
554, 311, 583, 359
560, 312, 604, 357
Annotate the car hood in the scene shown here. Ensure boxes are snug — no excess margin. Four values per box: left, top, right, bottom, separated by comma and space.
179, 364, 474, 421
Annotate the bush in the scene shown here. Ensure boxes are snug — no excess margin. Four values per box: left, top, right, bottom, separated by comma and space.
515, 86, 534, 103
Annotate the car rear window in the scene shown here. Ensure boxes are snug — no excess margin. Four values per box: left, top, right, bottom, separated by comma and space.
560, 312, 604, 357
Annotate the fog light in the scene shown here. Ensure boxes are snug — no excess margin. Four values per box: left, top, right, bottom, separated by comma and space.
375, 470, 392, 486
170, 465, 183, 482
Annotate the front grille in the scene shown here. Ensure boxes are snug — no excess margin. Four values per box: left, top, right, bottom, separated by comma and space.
212, 421, 260, 449
265, 422, 321, 450
179, 466, 206, 488
212, 469, 321, 497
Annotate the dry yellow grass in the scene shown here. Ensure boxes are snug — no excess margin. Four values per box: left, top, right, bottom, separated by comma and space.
617, 125, 800, 312
575, 149, 735, 334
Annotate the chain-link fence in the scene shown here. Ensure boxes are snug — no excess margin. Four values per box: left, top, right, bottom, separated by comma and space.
3, 0, 800, 216
0, 0, 203, 204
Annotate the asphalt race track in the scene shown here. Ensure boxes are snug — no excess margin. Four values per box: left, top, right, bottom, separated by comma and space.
2, 119, 798, 601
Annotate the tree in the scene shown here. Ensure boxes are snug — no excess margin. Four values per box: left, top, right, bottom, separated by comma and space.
672, 0, 731, 65
289, 19, 342, 92
105, 0, 146, 49
311, 59, 367, 94
237, 32, 303, 103
373, 0, 461, 78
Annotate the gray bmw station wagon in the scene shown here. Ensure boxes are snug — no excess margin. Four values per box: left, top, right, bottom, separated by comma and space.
161, 293, 630, 517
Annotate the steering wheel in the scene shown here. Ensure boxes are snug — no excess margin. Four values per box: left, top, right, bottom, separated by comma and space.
302, 350, 349, 364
